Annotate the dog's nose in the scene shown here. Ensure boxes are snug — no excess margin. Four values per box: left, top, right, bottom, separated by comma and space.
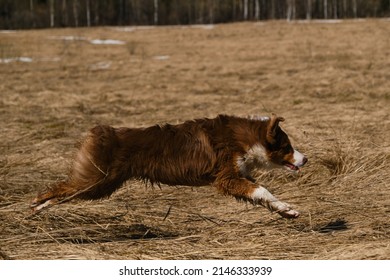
302, 157, 308, 166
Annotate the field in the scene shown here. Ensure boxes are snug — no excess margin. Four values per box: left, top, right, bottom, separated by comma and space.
0, 20, 389, 260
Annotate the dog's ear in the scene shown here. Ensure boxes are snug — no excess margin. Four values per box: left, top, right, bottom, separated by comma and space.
266, 114, 285, 144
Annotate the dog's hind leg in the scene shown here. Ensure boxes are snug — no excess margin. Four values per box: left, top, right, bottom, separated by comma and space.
31, 125, 126, 212
213, 172, 299, 219
30, 181, 73, 212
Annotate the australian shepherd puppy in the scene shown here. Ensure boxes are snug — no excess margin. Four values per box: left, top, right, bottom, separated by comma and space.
31, 114, 307, 219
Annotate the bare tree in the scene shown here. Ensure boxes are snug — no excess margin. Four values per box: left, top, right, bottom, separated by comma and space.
208, 0, 214, 23
86, 0, 91, 27
154, 0, 158, 25
352, 0, 358, 18
50, 0, 54, 27
343, 0, 348, 18
306, 0, 312, 20
255, 0, 260, 20
287, 0, 296, 21
324, 0, 328, 19
270, 0, 275, 19
30, 0, 36, 27
1, 0, 390, 29
293, 0, 296, 20
73, 0, 79, 27
94, 0, 99, 25
244, 0, 248, 20
287, 0, 292, 21
62, 0, 68, 26
118, 0, 123, 24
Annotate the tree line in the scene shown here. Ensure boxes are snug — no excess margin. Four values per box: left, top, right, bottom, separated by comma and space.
1, 0, 389, 29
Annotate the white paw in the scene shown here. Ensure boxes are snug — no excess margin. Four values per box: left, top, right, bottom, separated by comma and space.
275, 203, 300, 219
31, 199, 52, 212
279, 208, 300, 219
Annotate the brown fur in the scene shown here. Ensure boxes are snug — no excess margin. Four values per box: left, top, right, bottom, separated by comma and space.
31, 114, 305, 217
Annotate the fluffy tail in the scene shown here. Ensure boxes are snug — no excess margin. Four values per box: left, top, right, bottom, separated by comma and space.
31, 125, 125, 213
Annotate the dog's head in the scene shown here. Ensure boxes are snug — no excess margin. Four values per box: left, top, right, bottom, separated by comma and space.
264, 114, 308, 172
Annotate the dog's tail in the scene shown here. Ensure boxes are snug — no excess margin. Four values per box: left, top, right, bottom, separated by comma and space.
31, 125, 125, 213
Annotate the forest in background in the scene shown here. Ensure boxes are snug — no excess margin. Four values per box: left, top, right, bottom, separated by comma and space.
1, 0, 390, 29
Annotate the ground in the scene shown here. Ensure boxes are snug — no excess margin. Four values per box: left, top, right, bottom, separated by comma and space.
0, 20, 389, 260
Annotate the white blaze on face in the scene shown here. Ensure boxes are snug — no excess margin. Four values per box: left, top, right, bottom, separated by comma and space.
292, 149, 306, 167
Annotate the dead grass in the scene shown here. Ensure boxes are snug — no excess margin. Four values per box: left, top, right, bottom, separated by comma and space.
0, 20, 389, 260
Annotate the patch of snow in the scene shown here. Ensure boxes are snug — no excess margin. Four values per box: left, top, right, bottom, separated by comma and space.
114, 25, 214, 32
113, 26, 155, 32
50, 35, 87, 41
0, 30, 16, 33
297, 19, 343, 24
0, 57, 33, 63
89, 39, 126, 45
153, 55, 170, 61
38, 57, 61, 62
187, 24, 215, 30
49, 36, 126, 45
89, 61, 112, 71
18, 57, 33, 62
298, 19, 370, 24
314, 19, 343, 24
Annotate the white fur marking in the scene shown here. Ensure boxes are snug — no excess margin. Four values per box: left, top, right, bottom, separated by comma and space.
247, 144, 267, 162
248, 115, 270, 122
238, 142, 288, 173
251, 186, 299, 218
251, 186, 277, 203
238, 142, 299, 176
293, 149, 305, 167
34, 200, 51, 211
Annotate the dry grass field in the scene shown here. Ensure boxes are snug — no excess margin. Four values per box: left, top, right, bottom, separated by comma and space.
0, 20, 389, 260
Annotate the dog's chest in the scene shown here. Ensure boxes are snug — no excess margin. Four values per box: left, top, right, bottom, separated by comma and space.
236, 144, 270, 176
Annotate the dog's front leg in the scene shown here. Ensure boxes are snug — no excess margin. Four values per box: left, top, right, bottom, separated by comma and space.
250, 186, 300, 219
214, 174, 299, 219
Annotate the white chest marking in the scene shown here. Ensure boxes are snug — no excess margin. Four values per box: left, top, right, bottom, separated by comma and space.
237, 144, 271, 176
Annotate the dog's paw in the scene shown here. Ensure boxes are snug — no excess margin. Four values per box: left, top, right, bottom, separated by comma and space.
278, 208, 300, 219
31, 199, 52, 212
275, 203, 300, 219
30, 197, 58, 213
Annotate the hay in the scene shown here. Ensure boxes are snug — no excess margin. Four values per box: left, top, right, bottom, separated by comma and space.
0, 20, 389, 260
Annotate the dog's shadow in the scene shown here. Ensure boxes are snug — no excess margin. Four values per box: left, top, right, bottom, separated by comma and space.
69, 223, 177, 244
293, 218, 349, 233
70, 219, 349, 244
316, 218, 349, 233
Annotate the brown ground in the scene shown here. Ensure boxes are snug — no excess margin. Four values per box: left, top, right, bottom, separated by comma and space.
0, 20, 389, 260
